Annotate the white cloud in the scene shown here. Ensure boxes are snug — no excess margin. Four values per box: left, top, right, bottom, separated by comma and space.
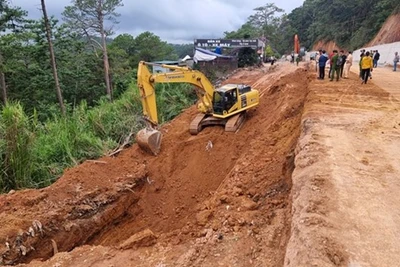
10, 0, 304, 43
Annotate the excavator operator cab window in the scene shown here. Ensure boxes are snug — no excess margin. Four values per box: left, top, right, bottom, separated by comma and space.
212, 90, 237, 115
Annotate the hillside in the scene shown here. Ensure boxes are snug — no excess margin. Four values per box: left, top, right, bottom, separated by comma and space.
367, 13, 400, 46
287, 0, 400, 51
312, 40, 342, 52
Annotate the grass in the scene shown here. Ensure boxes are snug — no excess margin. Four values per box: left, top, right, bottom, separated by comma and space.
0, 81, 197, 193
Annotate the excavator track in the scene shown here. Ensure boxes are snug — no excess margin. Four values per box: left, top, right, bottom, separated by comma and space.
189, 112, 246, 135
189, 114, 206, 135
225, 112, 246, 132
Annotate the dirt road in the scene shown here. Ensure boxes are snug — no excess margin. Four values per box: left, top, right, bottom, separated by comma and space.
351, 64, 400, 100
1, 62, 400, 266
285, 66, 400, 266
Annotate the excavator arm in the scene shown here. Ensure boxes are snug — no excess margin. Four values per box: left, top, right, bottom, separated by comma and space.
136, 61, 216, 155
137, 61, 215, 127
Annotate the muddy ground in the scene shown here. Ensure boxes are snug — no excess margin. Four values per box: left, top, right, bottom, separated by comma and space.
1, 62, 399, 266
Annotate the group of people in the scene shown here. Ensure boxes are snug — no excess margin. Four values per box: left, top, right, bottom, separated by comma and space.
316, 50, 353, 82
316, 48, 399, 85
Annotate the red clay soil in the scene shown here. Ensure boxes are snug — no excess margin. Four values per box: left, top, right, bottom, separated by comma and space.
313, 40, 343, 52
0, 64, 311, 266
367, 13, 400, 46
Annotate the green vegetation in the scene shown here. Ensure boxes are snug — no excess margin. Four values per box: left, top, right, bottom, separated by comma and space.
225, 0, 400, 54
0, 82, 195, 193
0, 0, 197, 193
287, 0, 400, 51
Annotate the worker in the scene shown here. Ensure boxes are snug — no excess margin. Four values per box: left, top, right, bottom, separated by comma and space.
318, 50, 328, 80
343, 51, 353, 79
339, 50, 347, 78
271, 56, 275, 65
330, 50, 340, 82
296, 55, 301, 66
328, 51, 334, 79
360, 51, 373, 84
373, 50, 380, 68
359, 49, 365, 79
394, 52, 399, 71
315, 50, 321, 72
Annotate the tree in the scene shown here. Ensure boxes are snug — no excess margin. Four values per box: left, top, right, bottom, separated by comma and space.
41, 0, 65, 115
0, 54, 6, 105
131, 32, 177, 67
224, 22, 259, 39
0, 0, 27, 105
62, 0, 123, 101
170, 43, 194, 58
248, 3, 284, 38
264, 45, 274, 57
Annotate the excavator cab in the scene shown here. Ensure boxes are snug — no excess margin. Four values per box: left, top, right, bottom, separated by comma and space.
212, 89, 238, 115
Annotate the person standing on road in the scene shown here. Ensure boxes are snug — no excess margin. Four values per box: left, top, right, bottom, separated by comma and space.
369, 52, 373, 79
361, 51, 373, 84
344, 51, 353, 78
330, 50, 340, 82
328, 51, 335, 79
359, 49, 365, 79
296, 55, 301, 66
315, 50, 321, 72
318, 50, 328, 79
339, 50, 347, 78
373, 50, 380, 68
394, 52, 400, 71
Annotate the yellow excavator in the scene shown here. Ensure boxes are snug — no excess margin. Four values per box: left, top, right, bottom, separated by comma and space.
136, 61, 259, 155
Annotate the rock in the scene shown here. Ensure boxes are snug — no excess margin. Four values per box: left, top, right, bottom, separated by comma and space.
119, 229, 156, 249
196, 210, 213, 226
239, 196, 258, 211
219, 194, 229, 204
232, 186, 243, 196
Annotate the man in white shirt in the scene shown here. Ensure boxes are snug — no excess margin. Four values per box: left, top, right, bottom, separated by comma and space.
344, 51, 353, 78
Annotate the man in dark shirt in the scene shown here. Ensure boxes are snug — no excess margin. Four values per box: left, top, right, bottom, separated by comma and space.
339, 50, 347, 78
318, 50, 328, 79
373, 50, 380, 68
359, 49, 365, 79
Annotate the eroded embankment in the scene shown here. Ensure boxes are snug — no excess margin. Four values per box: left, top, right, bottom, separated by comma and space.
1, 64, 312, 266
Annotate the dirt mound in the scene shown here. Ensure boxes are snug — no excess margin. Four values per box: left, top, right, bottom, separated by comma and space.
367, 13, 400, 46
312, 40, 343, 52
1, 63, 311, 266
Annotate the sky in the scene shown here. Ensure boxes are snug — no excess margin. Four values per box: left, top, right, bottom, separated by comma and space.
10, 0, 305, 44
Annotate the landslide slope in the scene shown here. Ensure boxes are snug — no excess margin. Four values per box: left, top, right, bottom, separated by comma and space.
367, 13, 400, 46
1, 63, 311, 267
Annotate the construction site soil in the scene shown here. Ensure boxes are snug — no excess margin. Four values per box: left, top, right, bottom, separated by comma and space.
312, 40, 342, 52
3, 62, 400, 266
1, 63, 310, 266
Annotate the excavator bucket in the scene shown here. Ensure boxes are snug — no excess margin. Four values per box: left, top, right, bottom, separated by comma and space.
136, 128, 162, 155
